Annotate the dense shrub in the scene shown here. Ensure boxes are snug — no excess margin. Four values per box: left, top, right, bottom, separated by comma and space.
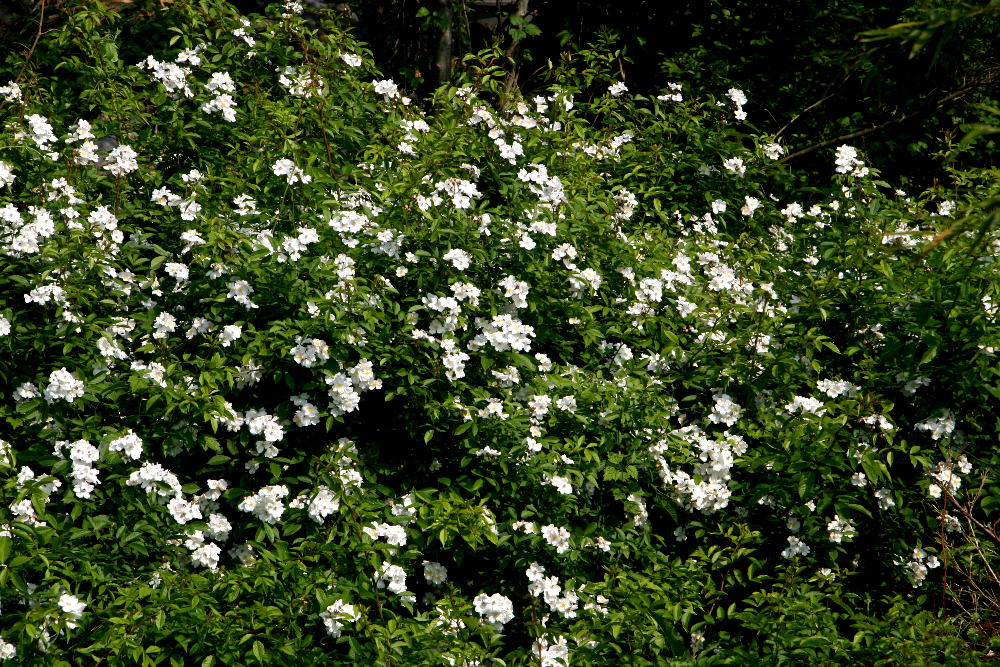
1, 1, 999, 664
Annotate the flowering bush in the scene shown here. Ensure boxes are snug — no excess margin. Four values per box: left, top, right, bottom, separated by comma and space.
0, 0, 999, 664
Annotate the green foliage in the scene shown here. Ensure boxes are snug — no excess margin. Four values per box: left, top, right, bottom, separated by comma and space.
0, 0, 998, 664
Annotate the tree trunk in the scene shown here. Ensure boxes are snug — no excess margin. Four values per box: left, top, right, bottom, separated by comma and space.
500, 0, 528, 106
435, 0, 454, 85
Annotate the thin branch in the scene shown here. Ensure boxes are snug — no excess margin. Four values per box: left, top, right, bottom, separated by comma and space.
776, 85, 975, 164
13, 0, 46, 86
949, 494, 1000, 551
774, 93, 837, 139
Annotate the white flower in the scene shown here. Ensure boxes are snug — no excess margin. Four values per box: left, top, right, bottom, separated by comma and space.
0, 161, 14, 188
442, 248, 471, 270
105, 145, 139, 177
374, 79, 399, 100
541, 524, 571, 553
164, 262, 189, 281
271, 159, 312, 185
219, 324, 242, 347
319, 600, 359, 637
826, 516, 856, 543
723, 157, 745, 177
741, 195, 761, 217
423, 561, 448, 585
781, 535, 810, 558
44, 368, 85, 403
375, 562, 408, 594
608, 82, 628, 97
58, 593, 87, 628
473, 593, 514, 631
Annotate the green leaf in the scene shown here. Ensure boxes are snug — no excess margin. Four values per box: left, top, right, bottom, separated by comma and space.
798, 472, 815, 499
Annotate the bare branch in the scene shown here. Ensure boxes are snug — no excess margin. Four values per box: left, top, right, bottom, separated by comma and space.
776, 85, 976, 165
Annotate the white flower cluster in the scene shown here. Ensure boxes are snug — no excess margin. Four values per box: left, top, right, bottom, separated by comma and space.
11, 466, 61, 527
54, 439, 102, 499
43, 367, 85, 403
741, 195, 761, 217
105, 145, 140, 177
271, 158, 312, 185
723, 157, 745, 177
727, 88, 747, 120
0, 161, 14, 189
781, 535, 810, 558
526, 562, 579, 618
287, 484, 340, 523
541, 524, 571, 553
4, 205, 56, 256
826, 515, 856, 543
834, 144, 868, 177
874, 487, 896, 510
127, 461, 183, 501
708, 392, 741, 427
238, 484, 289, 524
568, 267, 602, 297
200, 71, 238, 121
816, 378, 859, 398
226, 279, 258, 309
784, 395, 827, 417
20, 114, 58, 160
290, 337, 330, 367
470, 314, 535, 352
473, 592, 515, 631
532, 635, 569, 667
362, 520, 407, 547
182, 530, 224, 569
518, 163, 567, 206
434, 178, 481, 209
915, 410, 956, 441
442, 248, 471, 269
423, 561, 448, 585
0, 80, 22, 103
499, 274, 530, 308
861, 413, 893, 431
245, 409, 285, 457
651, 426, 747, 514
325, 358, 380, 417
278, 66, 321, 98
608, 81, 628, 97
657, 81, 683, 103
373, 79, 399, 101
900, 546, 940, 588
139, 48, 201, 98
319, 600, 359, 637
899, 373, 931, 396
375, 562, 408, 594
926, 455, 971, 498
